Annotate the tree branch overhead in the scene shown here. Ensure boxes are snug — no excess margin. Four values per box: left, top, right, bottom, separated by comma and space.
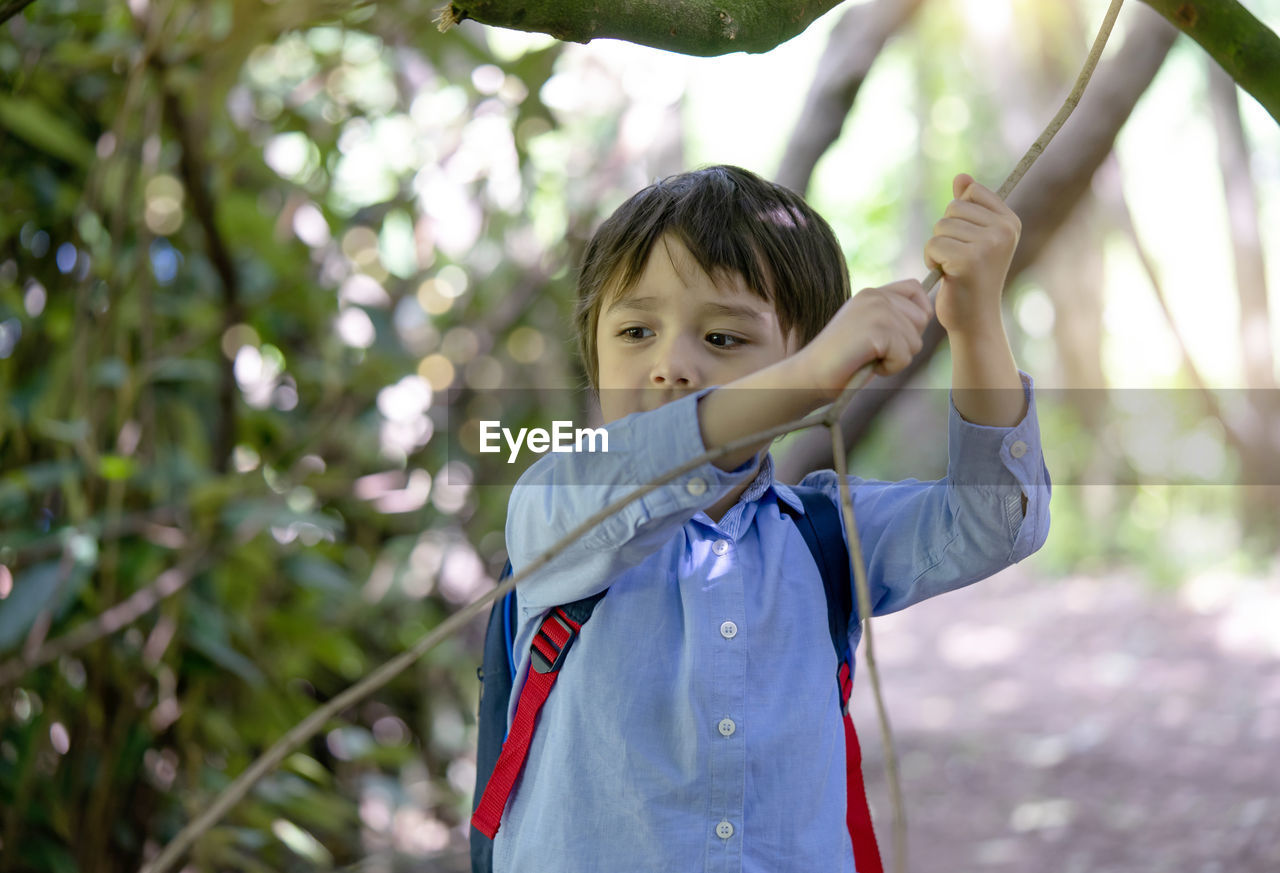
438, 0, 844, 56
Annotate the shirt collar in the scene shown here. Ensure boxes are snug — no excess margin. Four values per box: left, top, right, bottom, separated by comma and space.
742, 452, 806, 515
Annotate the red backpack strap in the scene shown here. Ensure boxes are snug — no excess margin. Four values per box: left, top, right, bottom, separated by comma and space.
840, 662, 883, 873
471, 605, 585, 838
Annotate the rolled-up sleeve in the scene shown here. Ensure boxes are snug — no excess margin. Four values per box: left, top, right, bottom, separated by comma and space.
945, 370, 1051, 562
507, 386, 758, 610
799, 370, 1051, 617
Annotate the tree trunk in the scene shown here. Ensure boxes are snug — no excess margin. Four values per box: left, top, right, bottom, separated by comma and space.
1207, 58, 1280, 536
774, 0, 925, 195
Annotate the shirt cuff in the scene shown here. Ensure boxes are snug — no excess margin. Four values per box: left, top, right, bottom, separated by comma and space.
946, 370, 1051, 560
635, 385, 760, 504
570, 386, 759, 545
947, 370, 1042, 487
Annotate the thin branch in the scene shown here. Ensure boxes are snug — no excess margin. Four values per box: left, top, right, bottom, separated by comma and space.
831, 423, 905, 873
0, 549, 206, 686
0, 0, 35, 26
160, 85, 241, 474
3, 507, 186, 563
142, 3, 1130, 870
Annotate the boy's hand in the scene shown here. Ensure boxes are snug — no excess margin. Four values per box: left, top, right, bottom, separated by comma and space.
925, 174, 1021, 339
796, 278, 932, 401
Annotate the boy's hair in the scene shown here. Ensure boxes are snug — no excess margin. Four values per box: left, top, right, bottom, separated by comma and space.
573, 164, 852, 394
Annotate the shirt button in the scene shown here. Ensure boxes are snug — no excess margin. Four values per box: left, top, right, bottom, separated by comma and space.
716, 820, 734, 840
712, 539, 729, 556
718, 717, 736, 737
719, 620, 738, 639
686, 477, 708, 496
1010, 440, 1028, 459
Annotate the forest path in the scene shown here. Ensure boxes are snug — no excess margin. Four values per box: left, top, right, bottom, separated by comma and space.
852, 563, 1280, 873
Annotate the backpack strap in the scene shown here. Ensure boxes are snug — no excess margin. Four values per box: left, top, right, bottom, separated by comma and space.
780, 486, 884, 873
471, 570, 605, 840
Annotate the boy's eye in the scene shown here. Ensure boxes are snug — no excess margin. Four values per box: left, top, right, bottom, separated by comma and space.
615, 327, 747, 349
707, 332, 746, 349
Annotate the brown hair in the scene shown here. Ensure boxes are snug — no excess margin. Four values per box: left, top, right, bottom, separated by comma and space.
573, 165, 850, 394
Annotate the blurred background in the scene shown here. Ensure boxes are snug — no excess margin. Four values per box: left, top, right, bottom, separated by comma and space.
1, 0, 1278, 870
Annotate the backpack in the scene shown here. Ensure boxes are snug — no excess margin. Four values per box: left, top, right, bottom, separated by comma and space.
470, 485, 883, 873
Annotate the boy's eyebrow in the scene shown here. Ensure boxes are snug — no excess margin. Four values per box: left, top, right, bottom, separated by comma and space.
605, 296, 765, 322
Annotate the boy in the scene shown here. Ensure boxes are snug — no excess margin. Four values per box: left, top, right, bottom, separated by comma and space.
493, 165, 1050, 871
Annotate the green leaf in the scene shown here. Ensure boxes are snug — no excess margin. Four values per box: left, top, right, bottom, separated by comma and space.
186, 627, 266, 685
0, 561, 62, 651
149, 358, 221, 385
92, 357, 129, 388
283, 553, 351, 592
0, 95, 94, 169
98, 454, 137, 481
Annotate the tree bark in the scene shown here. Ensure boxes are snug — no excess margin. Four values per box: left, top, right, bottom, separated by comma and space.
1207, 57, 1279, 530
1141, 0, 1280, 125
438, 0, 843, 56
775, 0, 926, 194
1207, 62, 1274, 395
776, 6, 1180, 484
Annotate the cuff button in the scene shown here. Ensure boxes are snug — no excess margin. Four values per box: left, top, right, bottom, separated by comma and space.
686, 477, 708, 496
1009, 440, 1028, 459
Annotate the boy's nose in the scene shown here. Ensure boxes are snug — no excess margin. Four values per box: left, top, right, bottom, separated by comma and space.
649, 336, 700, 388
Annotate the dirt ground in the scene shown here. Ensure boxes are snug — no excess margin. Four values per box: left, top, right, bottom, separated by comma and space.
849, 564, 1280, 873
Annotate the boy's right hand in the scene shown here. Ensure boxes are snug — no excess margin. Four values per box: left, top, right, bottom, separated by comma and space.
797, 279, 933, 401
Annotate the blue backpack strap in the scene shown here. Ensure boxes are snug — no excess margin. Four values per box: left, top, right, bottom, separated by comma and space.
779, 486, 855, 663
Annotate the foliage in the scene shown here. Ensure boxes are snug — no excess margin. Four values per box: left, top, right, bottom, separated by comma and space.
0, 1, 672, 868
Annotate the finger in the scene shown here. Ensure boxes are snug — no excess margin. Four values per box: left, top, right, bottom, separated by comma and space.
874, 335, 907, 376
958, 180, 1013, 217
953, 173, 974, 200
884, 280, 932, 320
923, 237, 967, 274
932, 216, 985, 243
942, 199, 994, 226
888, 288, 931, 331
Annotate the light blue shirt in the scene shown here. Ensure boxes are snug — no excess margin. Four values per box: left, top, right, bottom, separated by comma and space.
495, 371, 1051, 873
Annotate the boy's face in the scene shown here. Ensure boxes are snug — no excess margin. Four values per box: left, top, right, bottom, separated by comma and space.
595, 234, 801, 424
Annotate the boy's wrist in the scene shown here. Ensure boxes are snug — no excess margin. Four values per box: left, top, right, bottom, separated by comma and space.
941, 314, 1008, 347
787, 344, 852, 406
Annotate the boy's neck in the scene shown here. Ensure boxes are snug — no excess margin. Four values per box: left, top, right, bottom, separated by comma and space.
702, 454, 763, 524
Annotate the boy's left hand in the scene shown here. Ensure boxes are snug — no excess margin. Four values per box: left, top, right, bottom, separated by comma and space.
924, 174, 1021, 338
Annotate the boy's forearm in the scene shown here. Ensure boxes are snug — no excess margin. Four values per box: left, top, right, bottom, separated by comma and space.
697, 355, 828, 472
949, 321, 1037, 519
948, 323, 1027, 427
